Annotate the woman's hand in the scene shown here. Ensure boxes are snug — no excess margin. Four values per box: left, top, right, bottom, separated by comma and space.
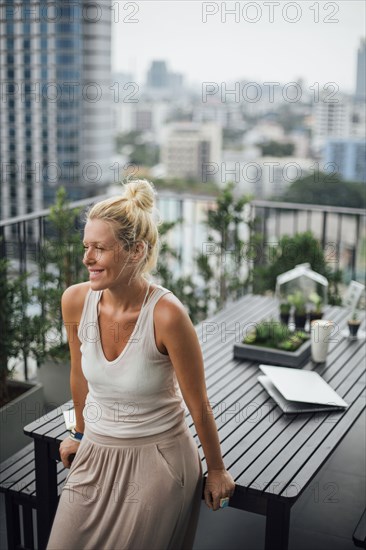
204, 468, 236, 511
59, 437, 81, 469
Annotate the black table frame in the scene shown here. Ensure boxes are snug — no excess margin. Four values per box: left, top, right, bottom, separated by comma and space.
23, 295, 366, 550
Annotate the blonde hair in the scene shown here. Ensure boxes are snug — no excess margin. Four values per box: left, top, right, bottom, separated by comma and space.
86, 179, 160, 278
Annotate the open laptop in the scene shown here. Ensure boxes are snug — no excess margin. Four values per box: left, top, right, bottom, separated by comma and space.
258, 365, 348, 414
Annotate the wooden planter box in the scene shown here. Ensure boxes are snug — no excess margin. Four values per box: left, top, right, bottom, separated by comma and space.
0, 380, 44, 462
233, 338, 311, 368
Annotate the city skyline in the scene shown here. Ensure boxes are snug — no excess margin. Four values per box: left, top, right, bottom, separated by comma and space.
112, 1, 365, 94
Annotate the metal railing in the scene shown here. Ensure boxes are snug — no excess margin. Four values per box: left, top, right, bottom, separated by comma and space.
1, 195, 365, 283
0, 192, 218, 278
250, 200, 366, 283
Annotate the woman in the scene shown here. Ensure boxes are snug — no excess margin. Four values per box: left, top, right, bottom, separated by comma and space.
47, 179, 235, 550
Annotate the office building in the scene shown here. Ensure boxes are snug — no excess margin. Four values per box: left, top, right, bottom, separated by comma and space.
147, 61, 169, 89
161, 122, 222, 183
220, 155, 313, 198
145, 60, 184, 100
324, 138, 366, 183
0, 0, 113, 221
312, 94, 365, 154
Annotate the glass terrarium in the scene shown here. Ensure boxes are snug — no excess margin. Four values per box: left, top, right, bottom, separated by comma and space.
275, 263, 328, 329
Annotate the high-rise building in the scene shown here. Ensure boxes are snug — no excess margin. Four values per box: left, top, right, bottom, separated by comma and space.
161, 122, 222, 183
324, 138, 366, 183
145, 60, 184, 100
311, 94, 365, 154
147, 61, 169, 89
0, 0, 113, 221
355, 38, 366, 100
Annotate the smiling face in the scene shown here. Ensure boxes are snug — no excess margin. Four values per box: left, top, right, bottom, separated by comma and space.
82, 218, 136, 290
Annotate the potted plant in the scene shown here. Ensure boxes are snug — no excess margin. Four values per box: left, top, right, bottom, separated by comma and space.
279, 301, 291, 326
243, 319, 309, 352
234, 318, 310, 367
347, 311, 361, 340
288, 291, 307, 330
0, 258, 45, 461
32, 187, 85, 406
309, 292, 324, 322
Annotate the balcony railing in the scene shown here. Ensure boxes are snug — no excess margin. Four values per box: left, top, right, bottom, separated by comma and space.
1, 194, 365, 284
250, 200, 366, 283
0, 192, 219, 278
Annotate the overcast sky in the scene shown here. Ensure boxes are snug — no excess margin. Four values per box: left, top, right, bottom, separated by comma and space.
112, 1, 365, 94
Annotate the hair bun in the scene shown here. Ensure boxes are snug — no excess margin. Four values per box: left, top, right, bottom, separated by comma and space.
123, 179, 156, 213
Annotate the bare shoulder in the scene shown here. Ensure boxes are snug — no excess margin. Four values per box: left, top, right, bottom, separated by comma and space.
61, 281, 91, 322
154, 290, 192, 329
153, 289, 201, 357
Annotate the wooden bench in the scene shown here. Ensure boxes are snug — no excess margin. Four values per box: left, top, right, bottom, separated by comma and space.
353, 509, 366, 548
0, 443, 67, 550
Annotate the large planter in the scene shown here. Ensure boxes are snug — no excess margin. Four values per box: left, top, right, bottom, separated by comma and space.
37, 358, 71, 407
233, 338, 311, 368
0, 380, 44, 462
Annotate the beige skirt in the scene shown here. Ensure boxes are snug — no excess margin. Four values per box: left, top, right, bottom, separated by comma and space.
46, 422, 203, 550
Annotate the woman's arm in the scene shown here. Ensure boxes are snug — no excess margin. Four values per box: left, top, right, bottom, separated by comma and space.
59, 283, 89, 467
155, 294, 236, 511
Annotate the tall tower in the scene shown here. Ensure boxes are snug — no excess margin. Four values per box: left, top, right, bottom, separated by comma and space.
147, 61, 169, 89
355, 38, 366, 100
0, 0, 113, 222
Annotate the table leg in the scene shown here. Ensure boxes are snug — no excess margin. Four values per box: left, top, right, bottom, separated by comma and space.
265, 499, 291, 550
34, 439, 58, 550
4, 495, 20, 550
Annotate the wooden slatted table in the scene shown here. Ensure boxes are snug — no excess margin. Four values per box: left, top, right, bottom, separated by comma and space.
23, 295, 366, 550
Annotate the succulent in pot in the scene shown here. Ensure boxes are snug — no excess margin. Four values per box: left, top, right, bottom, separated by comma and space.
309, 292, 324, 323
288, 291, 307, 330
279, 301, 291, 326
347, 311, 361, 340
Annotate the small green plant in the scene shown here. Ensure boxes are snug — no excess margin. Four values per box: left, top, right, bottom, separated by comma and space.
243, 319, 309, 352
288, 291, 306, 315
279, 301, 291, 314
347, 310, 362, 339
309, 292, 323, 314
278, 335, 301, 351
348, 310, 360, 324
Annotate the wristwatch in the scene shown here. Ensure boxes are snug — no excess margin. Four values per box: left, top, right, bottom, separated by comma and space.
69, 427, 84, 442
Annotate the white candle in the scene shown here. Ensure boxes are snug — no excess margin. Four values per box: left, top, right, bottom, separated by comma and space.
311, 320, 336, 363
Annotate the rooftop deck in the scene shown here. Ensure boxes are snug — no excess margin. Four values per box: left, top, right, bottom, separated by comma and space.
1, 294, 364, 550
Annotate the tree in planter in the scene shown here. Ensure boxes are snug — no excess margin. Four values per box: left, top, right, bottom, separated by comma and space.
32, 187, 85, 365
0, 259, 42, 406
155, 220, 210, 324
198, 182, 251, 311
155, 183, 251, 320
0, 258, 21, 406
0, 260, 47, 461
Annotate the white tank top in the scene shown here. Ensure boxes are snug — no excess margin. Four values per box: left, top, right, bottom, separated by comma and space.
77, 284, 186, 438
